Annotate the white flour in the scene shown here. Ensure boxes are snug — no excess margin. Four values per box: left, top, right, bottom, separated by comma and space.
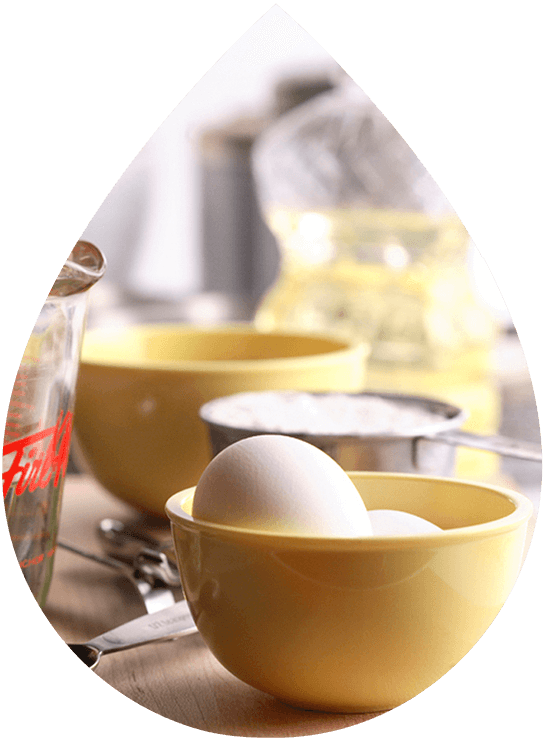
201, 391, 448, 436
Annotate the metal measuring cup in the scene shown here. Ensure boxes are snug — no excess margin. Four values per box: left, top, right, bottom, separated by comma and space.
200, 390, 541, 476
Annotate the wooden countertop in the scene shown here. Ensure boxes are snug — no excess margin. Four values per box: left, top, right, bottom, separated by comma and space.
44, 475, 384, 736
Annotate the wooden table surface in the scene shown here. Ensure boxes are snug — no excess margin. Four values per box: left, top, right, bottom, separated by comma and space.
44, 475, 384, 736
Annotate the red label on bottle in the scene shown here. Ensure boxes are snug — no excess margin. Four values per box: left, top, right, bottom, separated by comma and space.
2, 410, 73, 498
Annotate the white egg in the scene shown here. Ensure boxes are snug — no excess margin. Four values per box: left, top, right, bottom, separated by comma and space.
193, 434, 373, 537
368, 509, 442, 536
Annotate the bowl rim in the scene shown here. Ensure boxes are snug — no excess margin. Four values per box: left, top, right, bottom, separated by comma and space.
79, 323, 369, 372
165, 471, 533, 551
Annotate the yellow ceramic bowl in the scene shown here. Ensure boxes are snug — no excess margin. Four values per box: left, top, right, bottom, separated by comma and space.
166, 472, 532, 712
73, 324, 368, 516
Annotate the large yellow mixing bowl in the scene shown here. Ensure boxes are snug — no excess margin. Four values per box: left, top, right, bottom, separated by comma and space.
166, 472, 532, 712
73, 324, 368, 516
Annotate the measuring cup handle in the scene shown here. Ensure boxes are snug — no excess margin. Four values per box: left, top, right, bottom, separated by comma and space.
428, 430, 542, 462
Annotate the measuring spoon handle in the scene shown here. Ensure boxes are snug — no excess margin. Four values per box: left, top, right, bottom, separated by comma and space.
87, 599, 197, 656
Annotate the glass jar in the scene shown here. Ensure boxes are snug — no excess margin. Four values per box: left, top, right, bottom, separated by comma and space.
252, 77, 500, 479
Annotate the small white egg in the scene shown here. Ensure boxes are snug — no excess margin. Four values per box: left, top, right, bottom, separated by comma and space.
368, 509, 442, 536
193, 434, 373, 537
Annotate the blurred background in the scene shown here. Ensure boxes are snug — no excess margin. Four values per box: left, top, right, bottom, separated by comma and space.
79, 8, 540, 506
81, 8, 335, 317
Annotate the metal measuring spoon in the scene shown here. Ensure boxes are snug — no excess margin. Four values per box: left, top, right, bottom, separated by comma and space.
57, 540, 179, 613
98, 517, 178, 569
68, 599, 197, 670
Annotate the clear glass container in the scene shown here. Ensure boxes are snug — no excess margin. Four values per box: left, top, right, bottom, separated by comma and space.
252, 77, 500, 479
3, 241, 106, 606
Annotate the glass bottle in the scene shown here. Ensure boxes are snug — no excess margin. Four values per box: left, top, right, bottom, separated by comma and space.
252, 76, 500, 480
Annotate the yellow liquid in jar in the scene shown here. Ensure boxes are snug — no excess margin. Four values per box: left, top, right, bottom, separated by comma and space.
255, 208, 501, 480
